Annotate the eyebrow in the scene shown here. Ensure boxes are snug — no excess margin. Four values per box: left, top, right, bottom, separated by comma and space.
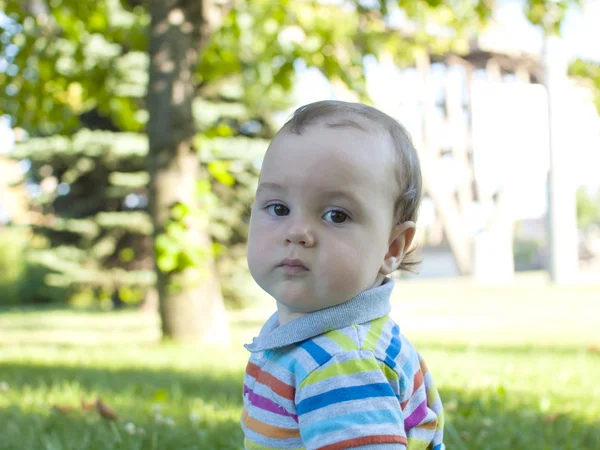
256, 182, 286, 195
256, 182, 362, 206
321, 190, 362, 205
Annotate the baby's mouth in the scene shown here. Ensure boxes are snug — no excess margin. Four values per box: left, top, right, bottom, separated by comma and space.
278, 258, 309, 274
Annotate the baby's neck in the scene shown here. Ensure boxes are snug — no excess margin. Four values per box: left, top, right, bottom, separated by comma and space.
276, 276, 387, 326
276, 305, 307, 326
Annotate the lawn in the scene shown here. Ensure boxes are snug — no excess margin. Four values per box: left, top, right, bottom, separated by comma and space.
1, 273, 599, 450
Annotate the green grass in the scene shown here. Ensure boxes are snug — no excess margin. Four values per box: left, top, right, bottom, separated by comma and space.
1, 274, 599, 449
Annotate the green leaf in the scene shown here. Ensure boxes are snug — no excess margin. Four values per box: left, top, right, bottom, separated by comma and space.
157, 253, 178, 273
171, 203, 190, 221
208, 161, 236, 187
118, 248, 135, 263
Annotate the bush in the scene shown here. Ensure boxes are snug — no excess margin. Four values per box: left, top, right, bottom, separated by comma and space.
0, 226, 28, 305
577, 187, 600, 230
0, 226, 69, 305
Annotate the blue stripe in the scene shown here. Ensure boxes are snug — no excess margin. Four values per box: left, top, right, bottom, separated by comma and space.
433, 445, 443, 450
265, 350, 307, 380
297, 383, 395, 415
384, 324, 401, 368
401, 352, 416, 379
299, 340, 332, 366
303, 409, 403, 442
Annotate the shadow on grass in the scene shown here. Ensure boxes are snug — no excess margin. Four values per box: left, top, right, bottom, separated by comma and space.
2, 361, 244, 406
1, 362, 245, 450
441, 387, 600, 450
1, 363, 599, 450
0, 407, 242, 450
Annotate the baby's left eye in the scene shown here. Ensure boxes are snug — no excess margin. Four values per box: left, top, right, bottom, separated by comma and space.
323, 210, 348, 224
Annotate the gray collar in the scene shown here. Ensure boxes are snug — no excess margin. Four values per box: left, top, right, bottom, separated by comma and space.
244, 278, 394, 352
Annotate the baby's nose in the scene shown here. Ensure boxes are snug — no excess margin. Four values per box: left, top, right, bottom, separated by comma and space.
284, 222, 315, 247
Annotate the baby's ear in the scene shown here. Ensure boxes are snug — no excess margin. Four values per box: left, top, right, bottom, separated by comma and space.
379, 221, 416, 275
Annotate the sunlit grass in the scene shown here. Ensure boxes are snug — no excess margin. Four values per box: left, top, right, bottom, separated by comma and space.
1, 274, 599, 449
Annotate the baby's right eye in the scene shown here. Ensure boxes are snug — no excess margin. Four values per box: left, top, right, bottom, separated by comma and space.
265, 204, 290, 217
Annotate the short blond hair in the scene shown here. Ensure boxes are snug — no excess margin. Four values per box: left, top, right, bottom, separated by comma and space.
279, 100, 422, 272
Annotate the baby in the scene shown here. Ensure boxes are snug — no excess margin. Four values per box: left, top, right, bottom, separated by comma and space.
242, 100, 444, 450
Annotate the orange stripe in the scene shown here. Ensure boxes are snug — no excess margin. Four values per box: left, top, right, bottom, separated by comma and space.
415, 419, 438, 430
412, 370, 424, 394
318, 435, 408, 450
246, 362, 261, 378
246, 362, 296, 401
241, 409, 300, 439
401, 370, 425, 409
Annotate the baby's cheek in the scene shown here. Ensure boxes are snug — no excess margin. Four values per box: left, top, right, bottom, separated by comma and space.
247, 232, 266, 277
324, 243, 369, 288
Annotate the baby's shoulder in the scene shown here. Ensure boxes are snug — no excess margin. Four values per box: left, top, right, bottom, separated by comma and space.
351, 315, 422, 374
258, 317, 423, 386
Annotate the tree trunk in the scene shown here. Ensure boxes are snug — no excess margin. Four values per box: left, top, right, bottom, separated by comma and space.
146, 0, 229, 343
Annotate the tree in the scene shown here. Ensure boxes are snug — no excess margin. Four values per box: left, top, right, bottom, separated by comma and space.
145, 0, 232, 341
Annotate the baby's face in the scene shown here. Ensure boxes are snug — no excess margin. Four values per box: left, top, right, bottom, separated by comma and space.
247, 123, 399, 320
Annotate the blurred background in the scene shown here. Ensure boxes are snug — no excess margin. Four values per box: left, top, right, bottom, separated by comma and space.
0, 0, 598, 449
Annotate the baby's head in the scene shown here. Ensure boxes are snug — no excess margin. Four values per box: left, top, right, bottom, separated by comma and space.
247, 100, 422, 323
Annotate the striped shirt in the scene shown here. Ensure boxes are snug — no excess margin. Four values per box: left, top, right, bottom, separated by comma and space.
241, 279, 444, 450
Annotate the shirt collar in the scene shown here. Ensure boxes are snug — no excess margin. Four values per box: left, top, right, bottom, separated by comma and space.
244, 278, 394, 352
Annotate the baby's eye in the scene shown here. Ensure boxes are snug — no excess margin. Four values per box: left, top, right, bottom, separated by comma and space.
266, 204, 290, 217
323, 210, 348, 224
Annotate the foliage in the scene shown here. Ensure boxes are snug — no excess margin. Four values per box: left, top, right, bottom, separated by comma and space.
0, 0, 498, 135
7, 129, 263, 306
0, 0, 148, 134
523, 0, 581, 35
513, 237, 544, 271
576, 186, 600, 230
569, 58, 600, 114
7, 131, 153, 303
0, 227, 27, 305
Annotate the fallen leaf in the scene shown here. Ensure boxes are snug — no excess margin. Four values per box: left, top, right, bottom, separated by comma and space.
96, 398, 118, 420
543, 413, 559, 423
81, 397, 97, 411
52, 404, 75, 414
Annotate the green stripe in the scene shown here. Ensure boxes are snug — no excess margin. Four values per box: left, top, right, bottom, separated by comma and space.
407, 437, 431, 450
323, 329, 358, 351
437, 410, 445, 431
378, 361, 399, 382
427, 383, 440, 404
363, 316, 389, 352
300, 357, 380, 388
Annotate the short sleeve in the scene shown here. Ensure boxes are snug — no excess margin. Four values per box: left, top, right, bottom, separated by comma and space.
295, 351, 407, 450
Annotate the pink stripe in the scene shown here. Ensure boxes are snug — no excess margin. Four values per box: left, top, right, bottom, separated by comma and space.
404, 400, 427, 429
243, 385, 299, 423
